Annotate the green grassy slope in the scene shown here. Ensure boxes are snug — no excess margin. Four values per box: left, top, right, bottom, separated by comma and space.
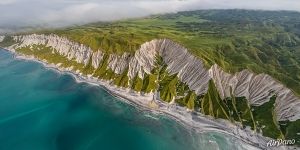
1, 10, 300, 145
7, 38, 300, 146
201, 80, 231, 120
28, 10, 300, 96
280, 120, 300, 145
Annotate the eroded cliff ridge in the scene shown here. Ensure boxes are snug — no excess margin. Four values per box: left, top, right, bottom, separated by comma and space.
3, 34, 300, 141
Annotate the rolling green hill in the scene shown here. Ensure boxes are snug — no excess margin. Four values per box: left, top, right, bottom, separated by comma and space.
30, 9, 300, 96
2, 9, 300, 146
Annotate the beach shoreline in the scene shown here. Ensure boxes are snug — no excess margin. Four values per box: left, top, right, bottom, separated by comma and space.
1, 47, 290, 150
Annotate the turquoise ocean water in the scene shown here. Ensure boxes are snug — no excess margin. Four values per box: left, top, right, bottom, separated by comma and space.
0, 49, 253, 150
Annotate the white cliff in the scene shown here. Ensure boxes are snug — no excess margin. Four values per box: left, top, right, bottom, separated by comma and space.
0, 36, 5, 42
11, 34, 300, 122
130, 39, 300, 121
108, 53, 131, 74
91, 50, 104, 69
13, 34, 92, 65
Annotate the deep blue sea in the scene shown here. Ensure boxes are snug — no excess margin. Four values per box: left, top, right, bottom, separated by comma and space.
0, 49, 252, 150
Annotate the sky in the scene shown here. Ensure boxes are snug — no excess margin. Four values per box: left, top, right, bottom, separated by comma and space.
0, 0, 300, 32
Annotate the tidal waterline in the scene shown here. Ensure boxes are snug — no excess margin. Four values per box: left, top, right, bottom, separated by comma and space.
0, 49, 251, 150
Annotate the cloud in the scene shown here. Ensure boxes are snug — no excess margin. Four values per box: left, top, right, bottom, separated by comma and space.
0, 0, 299, 33
39, 0, 188, 25
0, 0, 17, 5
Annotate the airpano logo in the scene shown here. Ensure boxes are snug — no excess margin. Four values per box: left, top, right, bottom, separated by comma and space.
267, 139, 296, 147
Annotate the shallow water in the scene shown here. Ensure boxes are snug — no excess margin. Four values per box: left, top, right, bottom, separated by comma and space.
0, 49, 254, 150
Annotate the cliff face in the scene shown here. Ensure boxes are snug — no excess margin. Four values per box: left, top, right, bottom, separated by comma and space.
0, 36, 4, 43
10, 34, 300, 122
13, 35, 92, 65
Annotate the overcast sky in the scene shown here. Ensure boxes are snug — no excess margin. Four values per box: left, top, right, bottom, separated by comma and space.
0, 0, 300, 32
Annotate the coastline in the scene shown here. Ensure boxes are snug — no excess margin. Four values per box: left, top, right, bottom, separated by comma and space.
0, 48, 290, 150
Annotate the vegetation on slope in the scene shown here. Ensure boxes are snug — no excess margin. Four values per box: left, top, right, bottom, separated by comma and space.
280, 120, 300, 145
201, 80, 230, 120
1, 10, 300, 146
28, 9, 300, 96
0, 36, 16, 47
252, 96, 283, 138
11, 39, 300, 146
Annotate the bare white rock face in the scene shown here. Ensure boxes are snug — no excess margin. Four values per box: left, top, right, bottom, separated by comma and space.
91, 51, 104, 69
13, 34, 92, 65
0, 36, 5, 42
107, 53, 131, 74
158, 39, 211, 95
12, 34, 300, 121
